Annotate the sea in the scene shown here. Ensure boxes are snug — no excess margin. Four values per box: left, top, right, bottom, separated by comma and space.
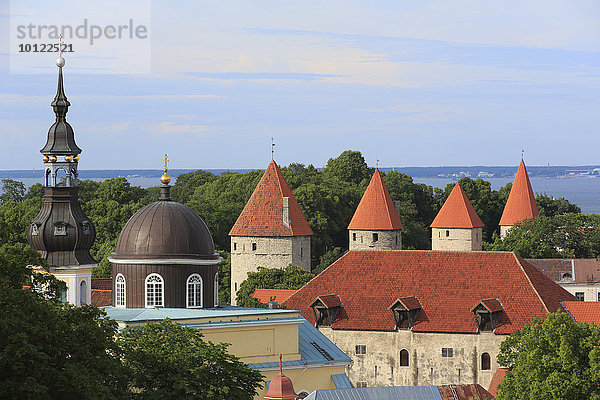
4, 172, 600, 214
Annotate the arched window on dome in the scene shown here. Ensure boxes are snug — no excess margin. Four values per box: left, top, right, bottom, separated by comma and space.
145, 273, 164, 308
186, 274, 203, 308
115, 274, 126, 308
80, 280, 87, 305
214, 273, 219, 307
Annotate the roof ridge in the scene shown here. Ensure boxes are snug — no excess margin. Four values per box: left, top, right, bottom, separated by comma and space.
512, 253, 549, 313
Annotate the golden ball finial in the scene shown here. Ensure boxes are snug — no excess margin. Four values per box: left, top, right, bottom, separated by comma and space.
73, 155, 80, 162
43, 155, 49, 162
49, 155, 57, 163
65, 155, 73, 162
161, 173, 171, 185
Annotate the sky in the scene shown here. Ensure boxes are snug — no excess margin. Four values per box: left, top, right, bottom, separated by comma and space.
0, 0, 599, 170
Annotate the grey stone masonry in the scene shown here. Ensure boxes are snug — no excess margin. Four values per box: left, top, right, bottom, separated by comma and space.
349, 229, 402, 251
431, 227, 482, 251
230, 235, 311, 305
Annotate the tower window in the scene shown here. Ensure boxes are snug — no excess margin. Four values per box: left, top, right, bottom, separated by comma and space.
82, 221, 91, 235
233, 242, 237, 251
481, 352, 491, 370
79, 280, 87, 305
355, 345, 366, 355
353, 233, 356, 241
400, 349, 409, 367
442, 348, 454, 357
54, 222, 67, 236
115, 274, 126, 307
186, 274, 203, 308
301, 247, 303, 259
396, 235, 398, 246
145, 273, 164, 308
373, 233, 379, 242
31, 223, 40, 236
446, 230, 450, 237
252, 242, 257, 251
356, 382, 367, 388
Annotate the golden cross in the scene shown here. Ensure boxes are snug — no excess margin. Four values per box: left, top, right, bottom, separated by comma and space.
163, 154, 169, 172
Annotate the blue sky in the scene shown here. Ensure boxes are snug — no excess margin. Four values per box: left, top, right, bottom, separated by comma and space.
1, 0, 599, 170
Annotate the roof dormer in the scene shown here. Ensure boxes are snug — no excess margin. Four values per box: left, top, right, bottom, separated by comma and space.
310, 295, 342, 327
470, 298, 504, 332
389, 296, 422, 330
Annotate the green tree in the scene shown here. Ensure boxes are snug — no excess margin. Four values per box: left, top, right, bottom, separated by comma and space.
496, 312, 600, 400
172, 170, 217, 203
217, 250, 231, 304
0, 179, 26, 204
322, 150, 373, 186
314, 247, 346, 275
536, 193, 581, 217
236, 265, 315, 307
117, 319, 263, 400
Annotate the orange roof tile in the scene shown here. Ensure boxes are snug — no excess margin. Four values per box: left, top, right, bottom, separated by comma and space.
91, 289, 112, 307
488, 368, 508, 396
499, 161, 539, 227
284, 250, 576, 334
252, 289, 296, 304
347, 169, 403, 230
438, 384, 493, 400
229, 160, 313, 237
562, 300, 600, 324
430, 183, 484, 228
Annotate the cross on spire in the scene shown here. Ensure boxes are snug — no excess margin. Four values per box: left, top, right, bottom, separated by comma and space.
163, 153, 169, 173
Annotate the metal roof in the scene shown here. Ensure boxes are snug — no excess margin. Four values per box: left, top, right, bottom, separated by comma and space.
331, 374, 353, 389
305, 386, 444, 400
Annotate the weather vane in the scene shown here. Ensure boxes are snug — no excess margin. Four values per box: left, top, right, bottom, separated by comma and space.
271, 137, 275, 160
521, 148, 525, 161
376, 157, 379, 169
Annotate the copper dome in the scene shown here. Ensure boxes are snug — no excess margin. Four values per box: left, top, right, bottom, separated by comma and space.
111, 194, 218, 261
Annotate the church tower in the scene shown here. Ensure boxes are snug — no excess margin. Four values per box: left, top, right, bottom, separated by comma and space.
430, 183, 484, 251
27, 56, 96, 305
348, 169, 403, 251
499, 160, 539, 238
229, 160, 313, 305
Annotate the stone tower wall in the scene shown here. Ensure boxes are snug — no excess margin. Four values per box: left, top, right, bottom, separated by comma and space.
349, 229, 402, 251
230, 235, 311, 304
431, 227, 482, 251
499, 225, 511, 239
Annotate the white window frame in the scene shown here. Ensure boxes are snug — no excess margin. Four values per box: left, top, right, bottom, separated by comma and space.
145, 273, 164, 308
115, 273, 126, 308
186, 274, 203, 308
214, 272, 219, 307
79, 279, 87, 305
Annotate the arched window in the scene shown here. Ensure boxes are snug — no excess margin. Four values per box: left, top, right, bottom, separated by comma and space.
400, 349, 409, 367
481, 352, 491, 370
80, 280, 87, 305
115, 274, 126, 307
186, 274, 203, 308
214, 273, 219, 307
145, 273, 164, 308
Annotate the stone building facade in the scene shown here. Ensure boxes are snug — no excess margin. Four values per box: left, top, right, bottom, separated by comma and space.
229, 160, 313, 304
347, 169, 403, 251
431, 228, 483, 252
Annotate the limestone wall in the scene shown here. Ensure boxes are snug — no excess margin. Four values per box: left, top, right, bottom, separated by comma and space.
500, 225, 511, 238
320, 328, 504, 390
230, 235, 311, 304
431, 227, 482, 251
349, 229, 402, 251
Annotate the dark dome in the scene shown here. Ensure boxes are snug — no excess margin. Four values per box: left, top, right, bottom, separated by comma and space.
112, 198, 217, 260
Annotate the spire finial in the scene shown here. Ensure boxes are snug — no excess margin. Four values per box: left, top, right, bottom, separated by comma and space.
521, 148, 525, 162
376, 157, 379, 169
279, 353, 283, 374
52, 35, 70, 121
160, 154, 171, 185
271, 138, 275, 160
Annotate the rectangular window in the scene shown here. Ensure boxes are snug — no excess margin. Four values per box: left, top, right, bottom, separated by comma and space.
575, 292, 585, 301
445, 230, 450, 237
598, 292, 600, 302
353, 232, 356, 241
373, 233, 379, 242
442, 348, 454, 357
356, 382, 367, 388
252, 242, 257, 251
355, 345, 366, 355
233, 242, 237, 251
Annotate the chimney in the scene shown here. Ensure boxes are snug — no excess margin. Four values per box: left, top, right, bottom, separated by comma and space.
282, 197, 290, 228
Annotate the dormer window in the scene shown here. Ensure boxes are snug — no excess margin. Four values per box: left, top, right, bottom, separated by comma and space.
389, 297, 422, 330
53, 222, 67, 236
81, 220, 91, 235
31, 223, 40, 236
310, 295, 342, 327
470, 298, 504, 332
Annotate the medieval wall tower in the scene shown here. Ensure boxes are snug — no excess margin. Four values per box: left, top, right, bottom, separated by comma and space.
499, 160, 539, 238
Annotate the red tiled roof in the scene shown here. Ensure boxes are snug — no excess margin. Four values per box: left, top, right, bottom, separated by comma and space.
310, 294, 342, 309
525, 258, 572, 282
91, 289, 112, 307
91, 278, 112, 290
499, 161, 539, 227
471, 298, 504, 313
229, 160, 313, 237
252, 289, 296, 304
562, 301, 600, 324
284, 250, 576, 334
430, 183, 483, 228
389, 296, 422, 311
573, 259, 600, 282
438, 384, 493, 400
348, 170, 403, 230
488, 368, 508, 396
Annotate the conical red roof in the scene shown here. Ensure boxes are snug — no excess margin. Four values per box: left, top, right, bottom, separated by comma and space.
265, 354, 297, 400
348, 169, 403, 230
499, 161, 539, 227
431, 183, 483, 228
229, 160, 313, 237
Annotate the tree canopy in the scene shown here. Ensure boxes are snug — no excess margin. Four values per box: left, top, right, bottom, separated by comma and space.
496, 312, 600, 400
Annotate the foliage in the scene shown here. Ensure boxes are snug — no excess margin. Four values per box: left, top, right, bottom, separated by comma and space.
314, 247, 346, 275
0, 179, 26, 204
236, 265, 315, 307
322, 150, 373, 186
117, 319, 263, 400
217, 250, 231, 304
0, 286, 125, 399
496, 312, 600, 400
537, 193, 582, 217
172, 170, 217, 203
485, 213, 600, 258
